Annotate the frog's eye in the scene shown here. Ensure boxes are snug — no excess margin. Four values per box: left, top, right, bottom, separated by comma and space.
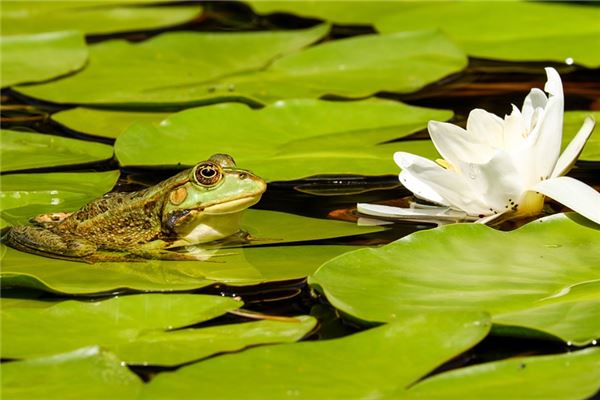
193, 162, 222, 187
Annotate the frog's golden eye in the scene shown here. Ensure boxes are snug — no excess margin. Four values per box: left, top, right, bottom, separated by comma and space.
193, 162, 222, 186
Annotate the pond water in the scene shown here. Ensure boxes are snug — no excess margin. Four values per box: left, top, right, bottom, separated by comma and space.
2, 1, 600, 398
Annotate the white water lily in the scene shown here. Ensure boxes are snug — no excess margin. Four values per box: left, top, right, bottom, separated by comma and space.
359, 67, 600, 225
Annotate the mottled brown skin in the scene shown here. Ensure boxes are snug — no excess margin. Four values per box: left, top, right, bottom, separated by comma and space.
5, 154, 266, 263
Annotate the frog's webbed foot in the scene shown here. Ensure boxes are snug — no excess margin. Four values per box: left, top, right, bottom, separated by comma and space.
5, 226, 96, 258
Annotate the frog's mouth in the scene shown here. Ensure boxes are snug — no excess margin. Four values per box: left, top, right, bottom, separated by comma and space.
202, 193, 263, 215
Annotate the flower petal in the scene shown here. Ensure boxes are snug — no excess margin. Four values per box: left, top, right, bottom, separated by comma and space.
427, 120, 494, 165
521, 88, 547, 128
534, 68, 564, 176
394, 152, 490, 215
456, 149, 523, 213
466, 109, 504, 149
502, 105, 527, 150
551, 116, 596, 178
532, 176, 600, 225
356, 203, 470, 223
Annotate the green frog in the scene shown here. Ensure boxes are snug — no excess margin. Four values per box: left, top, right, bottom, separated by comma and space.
5, 154, 266, 263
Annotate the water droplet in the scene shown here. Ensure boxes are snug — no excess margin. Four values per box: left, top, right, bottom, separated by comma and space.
567, 341, 573, 346
565, 57, 574, 65
592, 339, 597, 346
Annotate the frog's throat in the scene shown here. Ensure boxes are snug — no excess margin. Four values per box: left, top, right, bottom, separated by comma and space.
203, 194, 262, 215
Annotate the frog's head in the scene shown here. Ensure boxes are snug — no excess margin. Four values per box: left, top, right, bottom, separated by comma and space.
162, 154, 266, 244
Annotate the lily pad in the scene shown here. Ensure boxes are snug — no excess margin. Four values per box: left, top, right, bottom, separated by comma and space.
0, 130, 114, 172
0, 31, 87, 87
142, 311, 491, 399
15, 24, 329, 106
0, 171, 120, 224
0, 244, 355, 294
115, 99, 445, 180
1, 347, 142, 400
248, 1, 402, 24
112, 316, 317, 366
53, 108, 169, 139
17, 29, 466, 106
375, 2, 600, 67
403, 348, 600, 400
56, 99, 450, 141
1, 1, 202, 36
563, 111, 600, 162
1, 293, 242, 359
310, 213, 600, 345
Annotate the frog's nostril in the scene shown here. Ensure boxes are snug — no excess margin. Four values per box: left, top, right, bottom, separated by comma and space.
239, 173, 248, 180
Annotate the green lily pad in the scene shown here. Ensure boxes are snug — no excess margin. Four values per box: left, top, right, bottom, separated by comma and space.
0, 244, 354, 294
53, 108, 169, 139
142, 311, 491, 399
17, 29, 466, 106
112, 316, 317, 366
1, 1, 202, 36
0, 130, 114, 172
403, 348, 600, 400
310, 213, 600, 345
1, 293, 242, 359
115, 99, 445, 180
15, 24, 329, 106
0, 31, 87, 87
56, 99, 450, 141
375, 2, 600, 67
0, 171, 120, 224
1, 347, 142, 400
248, 1, 402, 24
563, 111, 600, 162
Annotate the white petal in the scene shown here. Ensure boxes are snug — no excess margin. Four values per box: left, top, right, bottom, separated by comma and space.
456, 150, 523, 212
522, 88, 547, 126
466, 109, 504, 149
399, 170, 448, 206
394, 152, 490, 215
502, 105, 527, 150
532, 176, 600, 225
551, 116, 596, 178
356, 203, 470, 223
532, 94, 563, 178
544, 67, 563, 98
427, 121, 494, 165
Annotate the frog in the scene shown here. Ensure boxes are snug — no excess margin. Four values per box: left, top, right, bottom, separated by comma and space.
4, 154, 266, 263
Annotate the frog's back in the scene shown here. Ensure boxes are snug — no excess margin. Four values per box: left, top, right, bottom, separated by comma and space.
56, 189, 165, 249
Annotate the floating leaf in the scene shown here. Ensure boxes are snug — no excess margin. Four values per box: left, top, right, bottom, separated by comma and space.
404, 348, 600, 400
563, 111, 600, 162
376, 2, 600, 67
0, 130, 114, 172
1, 347, 142, 400
1, 294, 242, 359
0, 244, 354, 294
53, 108, 169, 139
0, 31, 87, 87
248, 1, 401, 24
310, 213, 600, 345
142, 311, 491, 399
113, 316, 317, 366
17, 29, 466, 106
1, 1, 202, 36
115, 99, 445, 179
15, 25, 329, 106
0, 171, 120, 225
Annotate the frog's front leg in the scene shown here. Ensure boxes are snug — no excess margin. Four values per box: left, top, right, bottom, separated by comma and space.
6, 226, 96, 258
